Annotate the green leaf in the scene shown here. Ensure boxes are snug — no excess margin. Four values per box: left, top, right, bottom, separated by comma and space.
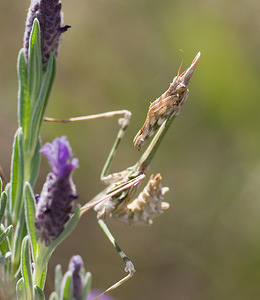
49, 292, 58, 300
60, 272, 73, 300
80, 272, 92, 300
24, 182, 37, 261
0, 225, 13, 245
0, 251, 12, 265
0, 191, 7, 223
14, 264, 22, 282
16, 277, 26, 300
28, 137, 41, 187
21, 235, 33, 300
40, 205, 81, 266
0, 224, 10, 255
54, 264, 63, 296
17, 49, 29, 131
3, 184, 12, 230
38, 266, 47, 290
30, 54, 56, 152
12, 207, 26, 271
34, 285, 45, 300
27, 19, 42, 107
37, 54, 56, 122
10, 127, 24, 224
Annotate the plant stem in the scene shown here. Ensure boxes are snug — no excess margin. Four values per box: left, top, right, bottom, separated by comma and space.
33, 248, 47, 289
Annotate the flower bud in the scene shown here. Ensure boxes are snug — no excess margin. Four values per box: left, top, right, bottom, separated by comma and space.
23, 0, 70, 66
69, 255, 84, 299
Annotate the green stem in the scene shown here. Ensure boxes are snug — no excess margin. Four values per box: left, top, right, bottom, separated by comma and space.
33, 264, 44, 289
33, 247, 47, 289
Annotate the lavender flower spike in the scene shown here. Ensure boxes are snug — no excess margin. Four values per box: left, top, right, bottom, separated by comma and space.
69, 255, 84, 299
35, 136, 79, 246
40, 136, 78, 179
23, 0, 71, 66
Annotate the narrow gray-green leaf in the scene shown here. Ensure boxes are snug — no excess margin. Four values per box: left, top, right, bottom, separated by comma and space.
34, 285, 45, 300
49, 291, 58, 300
16, 277, 26, 300
28, 19, 42, 106
4, 183, 12, 227
54, 264, 63, 296
0, 191, 7, 223
24, 181, 37, 260
60, 272, 73, 300
0, 224, 10, 255
28, 137, 41, 187
12, 207, 26, 270
80, 272, 92, 300
30, 54, 56, 152
10, 127, 24, 224
0, 225, 13, 245
15, 264, 22, 282
17, 48, 29, 131
37, 54, 56, 126
21, 236, 33, 300
38, 266, 47, 290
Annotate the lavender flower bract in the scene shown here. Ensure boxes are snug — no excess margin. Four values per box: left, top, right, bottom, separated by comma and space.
23, 0, 70, 66
35, 136, 78, 246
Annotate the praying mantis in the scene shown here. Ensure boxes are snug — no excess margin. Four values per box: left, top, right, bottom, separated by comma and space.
44, 51, 201, 299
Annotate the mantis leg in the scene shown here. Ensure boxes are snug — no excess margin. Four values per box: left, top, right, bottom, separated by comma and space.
44, 110, 132, 184
80, 173, 145, 214
46, 110, 138, 298
91, 218, 135, 300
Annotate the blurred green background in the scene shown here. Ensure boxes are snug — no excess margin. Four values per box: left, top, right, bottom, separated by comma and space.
1, 0, 260, 299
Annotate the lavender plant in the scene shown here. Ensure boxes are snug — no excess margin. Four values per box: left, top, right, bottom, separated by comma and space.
0, 0, 200, 299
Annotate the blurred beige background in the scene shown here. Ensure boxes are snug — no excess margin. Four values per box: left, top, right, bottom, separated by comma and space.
1, 0, 260, 299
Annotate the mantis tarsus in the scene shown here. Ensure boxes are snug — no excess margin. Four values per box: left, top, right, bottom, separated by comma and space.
44, 51, 200, 299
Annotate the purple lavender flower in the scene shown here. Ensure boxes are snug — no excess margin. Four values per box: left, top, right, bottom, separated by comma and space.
87, 290, 114, 300
69, 255, 84, 299
35, 136, 78, 246
23, 0, 70, 66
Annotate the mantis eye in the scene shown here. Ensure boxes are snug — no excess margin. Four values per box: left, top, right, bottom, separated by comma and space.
176, 83, 186, 94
